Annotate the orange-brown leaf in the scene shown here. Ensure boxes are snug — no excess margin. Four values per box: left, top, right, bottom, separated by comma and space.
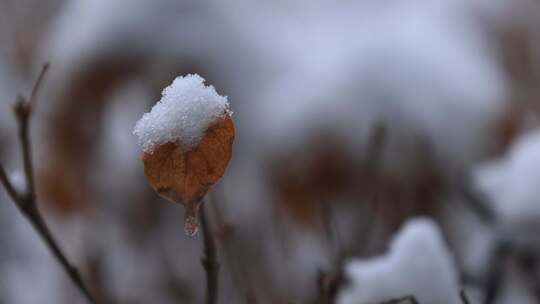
142, 115, 234, 235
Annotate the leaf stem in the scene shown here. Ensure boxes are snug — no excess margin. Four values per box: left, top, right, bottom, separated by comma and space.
200, 200, 219, 304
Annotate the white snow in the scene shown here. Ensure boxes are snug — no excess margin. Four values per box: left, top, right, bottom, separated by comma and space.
474, 128, 540, 235
133, 74, 230, 152
248, 0, 507, 176
337, 218, 460, 304
8, 170, 27, 194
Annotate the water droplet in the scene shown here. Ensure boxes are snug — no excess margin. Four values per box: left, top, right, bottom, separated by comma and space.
184, 203, 200, 237
184, 214, 199, 237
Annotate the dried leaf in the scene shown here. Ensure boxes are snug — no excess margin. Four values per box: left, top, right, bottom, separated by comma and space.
142, 115, 234, 236
37, 168, 88, 215
270, 135, 356, 226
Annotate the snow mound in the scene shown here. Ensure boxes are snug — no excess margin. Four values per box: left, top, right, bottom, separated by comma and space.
338, 218, 460, 304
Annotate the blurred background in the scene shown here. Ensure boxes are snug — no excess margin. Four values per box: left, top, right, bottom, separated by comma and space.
1, 0, 540, 303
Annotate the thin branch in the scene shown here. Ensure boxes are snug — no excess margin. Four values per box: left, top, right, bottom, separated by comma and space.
483, 239, 511, 304
380, 296, 419, 304
316, 270, 331, 304
516, 246, 540, 302
0, 65, 97, 304
201, 200, 219, 304
460, 175, 497, 224
0, 164, 19, 202
315, 270, 342, 304
356, 122, 387, 257
23, 205, 96, 303
14, 63, 48, 197
460, 290, 471, 304
28, 62, 50, 109
206, 191, 254, 303
14, 96, 35, 198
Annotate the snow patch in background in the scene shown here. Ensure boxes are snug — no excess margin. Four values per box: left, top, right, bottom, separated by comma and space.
475, 128, 540, 236
338, 218, 460, 304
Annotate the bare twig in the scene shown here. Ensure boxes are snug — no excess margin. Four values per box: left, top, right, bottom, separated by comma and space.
206, 191, 255, 303
15, 96, 35, 198
516, 246, 540, 302
483, 239, 511, 304
460, 290, 471, 304
316, 270, 331, 304
201, 200, 219, 304
380, 296, 419, 304
0, 64, 97, 304
0, 164, 18, 202
315, 270, 343, 304
28, 62, 50, 109
460, 175, 497, 224
357, 122, 387, 257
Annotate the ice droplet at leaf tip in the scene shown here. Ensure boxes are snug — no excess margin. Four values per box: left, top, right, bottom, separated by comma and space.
184, 212, 199, 237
